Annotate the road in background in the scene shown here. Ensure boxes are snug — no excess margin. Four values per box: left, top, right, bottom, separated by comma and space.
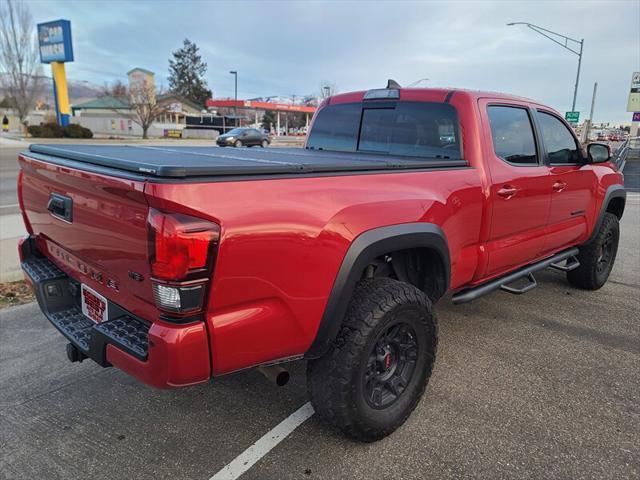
623, 160, 640, 192
1, 194, 638, 479
0, 145, 22, 216
0, 142, 28, 282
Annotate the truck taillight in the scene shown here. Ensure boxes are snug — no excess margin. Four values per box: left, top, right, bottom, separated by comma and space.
148, 208, 220, 317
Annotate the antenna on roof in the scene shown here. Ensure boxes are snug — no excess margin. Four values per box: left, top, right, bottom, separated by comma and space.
386, 79, 401, 89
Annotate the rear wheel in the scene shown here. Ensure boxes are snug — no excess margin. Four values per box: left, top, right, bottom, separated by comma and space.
567, 212, 619, 290
234, 140, 242, 148
261, 139, 269, 148
307, 278, 437, 442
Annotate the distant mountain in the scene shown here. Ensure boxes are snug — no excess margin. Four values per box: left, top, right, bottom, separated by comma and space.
0, 74, 104, 107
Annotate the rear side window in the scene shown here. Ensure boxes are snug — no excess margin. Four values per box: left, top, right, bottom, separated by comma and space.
537, 111, 581, 164
307, 101, 462, 160
487, 106, 538, 165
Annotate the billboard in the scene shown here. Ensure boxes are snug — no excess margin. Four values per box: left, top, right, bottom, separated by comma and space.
37, 20, 73, 63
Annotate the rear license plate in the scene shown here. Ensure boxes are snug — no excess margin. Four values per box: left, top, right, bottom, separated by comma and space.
81, 284, 108, 324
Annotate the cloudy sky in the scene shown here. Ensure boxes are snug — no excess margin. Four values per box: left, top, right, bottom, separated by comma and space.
27, 0, 639, 123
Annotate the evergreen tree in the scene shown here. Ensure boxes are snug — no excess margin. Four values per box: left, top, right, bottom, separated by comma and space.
262, 111, 277, 131
168, 39, 212, 108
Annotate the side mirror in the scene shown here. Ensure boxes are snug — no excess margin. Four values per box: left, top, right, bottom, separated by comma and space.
587, 143, 610, 163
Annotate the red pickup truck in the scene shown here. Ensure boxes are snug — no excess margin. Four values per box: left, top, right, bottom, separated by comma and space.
18, 86, 625, 441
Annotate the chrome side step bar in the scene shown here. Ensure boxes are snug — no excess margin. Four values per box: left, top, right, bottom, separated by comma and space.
452, 248, 579, 305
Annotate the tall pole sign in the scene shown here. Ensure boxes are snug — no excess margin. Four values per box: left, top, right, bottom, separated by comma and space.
628, 72, 640, 112
37, 20, 74, 126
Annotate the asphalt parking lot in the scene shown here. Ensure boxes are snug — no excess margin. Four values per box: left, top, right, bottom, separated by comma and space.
0, 199, 638, 479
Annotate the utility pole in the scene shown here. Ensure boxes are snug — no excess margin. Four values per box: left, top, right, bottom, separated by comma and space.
588, 82, 598, 122
507, 22, 584, 112
229, 70, 238, 123
585, 82, 598, 142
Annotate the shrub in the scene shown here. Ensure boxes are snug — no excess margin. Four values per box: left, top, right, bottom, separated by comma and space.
40, 122, 64, 138
27, 125, 42, 137
64, 124, 93, 139
26, 122, 93, 139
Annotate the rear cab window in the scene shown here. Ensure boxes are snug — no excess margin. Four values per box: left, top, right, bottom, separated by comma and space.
307, 101, 463, 161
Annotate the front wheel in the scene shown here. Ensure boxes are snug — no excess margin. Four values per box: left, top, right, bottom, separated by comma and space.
307, 278, 437, 442
261, 139, 269, 148
567, 212, 620, 290
234, 140, 243, 148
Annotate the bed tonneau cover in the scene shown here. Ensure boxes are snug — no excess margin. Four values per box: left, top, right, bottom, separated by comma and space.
26, 144, 465, 178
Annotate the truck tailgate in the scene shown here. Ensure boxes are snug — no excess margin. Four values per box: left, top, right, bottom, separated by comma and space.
18, 153, 156, 321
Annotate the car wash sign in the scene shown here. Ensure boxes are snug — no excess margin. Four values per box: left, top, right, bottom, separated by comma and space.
38, 20, 73, 63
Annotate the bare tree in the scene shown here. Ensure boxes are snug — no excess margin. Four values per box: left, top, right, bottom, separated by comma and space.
103, 79, 127, 97
0, 0, 44, 127
104, 80, 167, 139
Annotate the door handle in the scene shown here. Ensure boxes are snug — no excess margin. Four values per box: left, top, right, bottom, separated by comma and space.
552, 181, 567, 192
497, 185, 518, 199
47, 192, 73, 222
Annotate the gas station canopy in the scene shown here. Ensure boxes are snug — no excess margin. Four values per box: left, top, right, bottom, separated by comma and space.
206, 99, 316, 114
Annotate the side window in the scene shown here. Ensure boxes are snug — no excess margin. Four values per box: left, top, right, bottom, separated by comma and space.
537, 111, 580, 164
487, 106, 538, 165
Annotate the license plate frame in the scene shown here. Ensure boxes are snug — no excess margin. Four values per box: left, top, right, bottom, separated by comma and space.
81, 284, 108, 324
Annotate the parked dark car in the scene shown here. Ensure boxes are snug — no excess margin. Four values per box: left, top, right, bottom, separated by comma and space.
217, 127, 270, 147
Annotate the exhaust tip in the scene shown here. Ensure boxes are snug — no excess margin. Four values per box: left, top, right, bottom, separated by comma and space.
258, 365, 290, 387
275, 370, 290, 387
65, 343, 86, 363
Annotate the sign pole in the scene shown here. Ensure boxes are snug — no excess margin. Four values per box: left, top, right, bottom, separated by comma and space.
51, 62, 71, 126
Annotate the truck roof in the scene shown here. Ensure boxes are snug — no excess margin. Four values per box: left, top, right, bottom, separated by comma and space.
327, 87, 544, 109
26, 144, 466, 179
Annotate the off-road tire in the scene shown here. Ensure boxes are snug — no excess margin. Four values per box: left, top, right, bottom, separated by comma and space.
307, 278, 437, 442
567, 212, 619, 290
234, 140, 242, 148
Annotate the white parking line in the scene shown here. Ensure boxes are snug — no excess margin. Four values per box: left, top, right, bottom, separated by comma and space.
210, 402, 315, 480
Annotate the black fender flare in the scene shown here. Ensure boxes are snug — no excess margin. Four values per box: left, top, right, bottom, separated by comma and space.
305, 223, 450, 358
587, 185, 626, 244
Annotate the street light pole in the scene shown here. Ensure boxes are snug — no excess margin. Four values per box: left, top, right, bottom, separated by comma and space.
572, 39, 584, 112
507, 22, 584, 112
229, 70, 238, 124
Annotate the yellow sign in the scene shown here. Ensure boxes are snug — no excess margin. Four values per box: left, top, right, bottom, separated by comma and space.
164, 129, 182, 139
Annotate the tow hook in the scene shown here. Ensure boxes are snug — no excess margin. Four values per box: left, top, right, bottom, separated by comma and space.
258, 365, 290, 386
66, 343, 87, 363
